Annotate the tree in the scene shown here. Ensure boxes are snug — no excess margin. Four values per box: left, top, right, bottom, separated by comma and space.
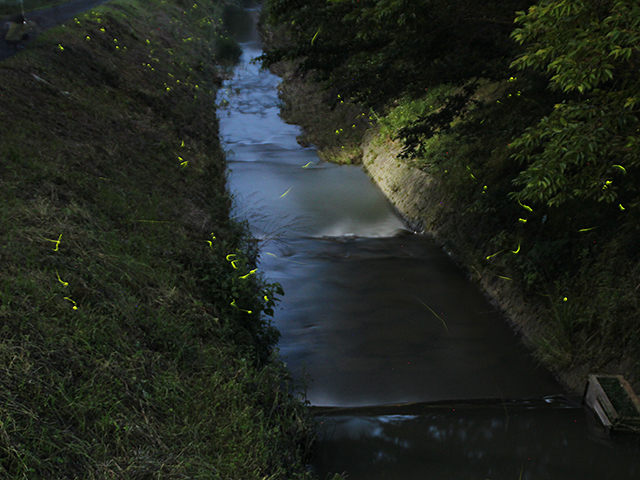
262, 0, 532, 107
509, 0, 640, 207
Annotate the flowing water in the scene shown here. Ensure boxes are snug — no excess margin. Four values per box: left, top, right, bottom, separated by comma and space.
218, 10, 640, 479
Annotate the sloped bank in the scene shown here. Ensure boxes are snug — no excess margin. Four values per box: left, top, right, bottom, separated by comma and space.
267, 40, 640, 394
0, 0, 319, 478
361, 131, 546, 343
361, 128, 622, 395
361, 131, 434, 233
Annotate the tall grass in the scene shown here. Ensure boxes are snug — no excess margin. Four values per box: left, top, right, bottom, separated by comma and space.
0, 0, 327, 477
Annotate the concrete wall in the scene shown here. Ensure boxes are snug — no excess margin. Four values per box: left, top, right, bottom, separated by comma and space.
359, 128, 588, 393
361, 130, 436, 233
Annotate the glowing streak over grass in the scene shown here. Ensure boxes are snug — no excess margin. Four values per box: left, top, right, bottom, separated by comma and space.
613, 164, 626, 174
415, 297, 449, 335
230, 299, 251, 314
226, 253, 240, 269
64, 297, 78, 310
488, 242, 520, 259
45, 234, 62, 251
497, 275, 512, 281
311, 28, 321, 45
486, 250, 504, 260
206, 233, 216, 248
55, 271, 69, 287
579, 226, 597, 232
239, 269, 257, 279
302, 162, 314, 168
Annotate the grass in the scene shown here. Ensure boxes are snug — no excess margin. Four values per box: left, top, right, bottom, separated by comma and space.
0, 0, 327, 477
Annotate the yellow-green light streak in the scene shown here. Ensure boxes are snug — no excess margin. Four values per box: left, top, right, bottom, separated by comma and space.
415, 297, 449, 335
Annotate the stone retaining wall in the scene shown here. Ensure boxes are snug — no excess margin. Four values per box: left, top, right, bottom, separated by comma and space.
361, 130, 436, 232
360, 128, 587, 394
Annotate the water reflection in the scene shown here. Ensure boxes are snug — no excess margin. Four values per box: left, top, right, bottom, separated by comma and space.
313, 402, 640, 479
261, 235, 560, 406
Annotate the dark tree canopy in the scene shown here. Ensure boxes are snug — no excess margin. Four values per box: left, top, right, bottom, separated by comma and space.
263, 0, 640, 210
262, 0, 532, 107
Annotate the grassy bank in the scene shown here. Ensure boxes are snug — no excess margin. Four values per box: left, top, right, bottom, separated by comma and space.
0, 0, 321, 477
260, 1, 640, 393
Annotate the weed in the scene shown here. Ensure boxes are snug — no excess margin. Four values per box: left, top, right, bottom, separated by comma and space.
0, 0, 318, 478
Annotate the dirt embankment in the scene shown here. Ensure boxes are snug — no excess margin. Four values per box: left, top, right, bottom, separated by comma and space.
360, 130, 625, 395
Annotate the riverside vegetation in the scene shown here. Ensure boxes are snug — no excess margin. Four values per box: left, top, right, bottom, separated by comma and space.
0, 0, 337, 478
260, 0, 640, 393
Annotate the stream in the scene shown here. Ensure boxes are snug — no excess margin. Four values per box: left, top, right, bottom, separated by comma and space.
218, 9, 640, 479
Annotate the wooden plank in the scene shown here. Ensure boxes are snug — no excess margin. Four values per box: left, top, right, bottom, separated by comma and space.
584, 374, 640, 434
618, 377, 640, 419
587, 374, 618, 425
584, 380, 612, 428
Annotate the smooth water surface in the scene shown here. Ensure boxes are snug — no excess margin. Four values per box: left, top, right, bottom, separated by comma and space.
218, 12, 560, 407
312, 399, 640, 480
218, 10, 640, 478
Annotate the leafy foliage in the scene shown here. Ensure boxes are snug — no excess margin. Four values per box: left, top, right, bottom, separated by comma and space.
262, 0, 533, 107
397, 83, 480, 159
509, 0, 640, 206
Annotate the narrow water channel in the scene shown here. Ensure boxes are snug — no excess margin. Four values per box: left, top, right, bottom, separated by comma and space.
218, 9, 640, 479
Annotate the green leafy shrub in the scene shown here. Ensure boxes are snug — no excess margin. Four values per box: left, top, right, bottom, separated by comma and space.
509, 0, 640, 207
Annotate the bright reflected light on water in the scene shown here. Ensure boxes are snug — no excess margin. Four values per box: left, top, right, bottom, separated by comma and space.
313, 405, 640, 480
